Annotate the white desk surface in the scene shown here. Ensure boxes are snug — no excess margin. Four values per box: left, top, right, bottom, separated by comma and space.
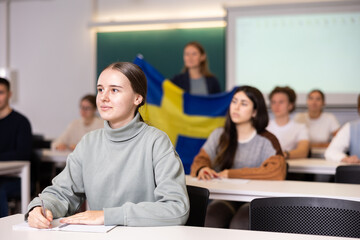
2, 214, 356, 240
310, 147, 326, 158
287, 158, 353, 175
186, 176, 360, 202
36, 149, 70, 163
0, 161, 30, 213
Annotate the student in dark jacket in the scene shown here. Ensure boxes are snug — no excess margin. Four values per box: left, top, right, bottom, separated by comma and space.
0, 77, 32, 217
171, 41, 221, 95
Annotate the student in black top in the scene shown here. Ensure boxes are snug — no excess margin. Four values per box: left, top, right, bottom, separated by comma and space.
0, 77, 32, 217
171, 41, 221, 95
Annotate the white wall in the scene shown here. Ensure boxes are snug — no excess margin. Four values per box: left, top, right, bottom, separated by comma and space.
0, 0, 95, 139
0, 0, 357, 139
95, 0, 336, 21
0, 1, 7, 67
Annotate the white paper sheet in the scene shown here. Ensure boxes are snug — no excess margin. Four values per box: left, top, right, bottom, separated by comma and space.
12, 219, 116, 233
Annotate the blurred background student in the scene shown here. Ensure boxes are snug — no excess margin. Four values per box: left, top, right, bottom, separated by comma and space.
325, 94, 360, 163
267, 86, 310, 159
190, 85, 285, 229
51, 94, 103, 151
294, 89, 340, 147
0, 77, 32, 217
171, 41, 221, 95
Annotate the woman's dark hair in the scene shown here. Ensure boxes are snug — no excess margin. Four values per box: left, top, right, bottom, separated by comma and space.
104, 62, 147, 121
182, 41, 214, 77
308, 89, 325, 102
214, 85, 269, 170
81, 94, 97, 109
269, 86, 297, 113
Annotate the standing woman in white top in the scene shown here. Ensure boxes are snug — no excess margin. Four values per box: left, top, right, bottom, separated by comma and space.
294, 89, 340, 147
267, 86, 310, 159
51, 94, 103, 151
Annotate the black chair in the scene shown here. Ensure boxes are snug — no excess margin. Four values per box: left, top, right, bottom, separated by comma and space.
185, 185, 210, 227
250, 197, 360, 238
335, 165, 360, 184
32, 134, 51, 149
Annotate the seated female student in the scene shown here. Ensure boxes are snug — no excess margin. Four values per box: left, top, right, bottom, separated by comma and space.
171, 41, 221, 95
26, 62, 189, 228
294, 89, 340, 148
190, 86, 286, 229
267, 86, 310, 159
325, 94, 360, 163
51, 94, 103, 151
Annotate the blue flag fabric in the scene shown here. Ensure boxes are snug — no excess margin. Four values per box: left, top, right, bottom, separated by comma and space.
134, 56, 236, 173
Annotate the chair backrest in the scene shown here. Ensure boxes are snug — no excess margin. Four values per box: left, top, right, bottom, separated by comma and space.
335, 165, 360, 184
185, 185, 210, 227
250, 197, 360, 238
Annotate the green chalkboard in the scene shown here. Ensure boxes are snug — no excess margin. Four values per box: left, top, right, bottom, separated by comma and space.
96, 27, 226, 90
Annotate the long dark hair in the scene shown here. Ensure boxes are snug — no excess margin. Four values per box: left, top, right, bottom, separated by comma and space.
104, 62, 147, 121
214, 86, 269, 170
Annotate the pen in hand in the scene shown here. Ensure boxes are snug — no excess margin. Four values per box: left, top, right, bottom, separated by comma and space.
39, 194, 47, 219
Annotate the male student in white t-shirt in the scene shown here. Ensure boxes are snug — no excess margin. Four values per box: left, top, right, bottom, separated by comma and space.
267, 86, 310, 159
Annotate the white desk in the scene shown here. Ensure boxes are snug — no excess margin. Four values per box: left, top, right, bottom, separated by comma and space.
310, 147, 326, 158
186, 176, 360, 202
2, 214, 357, 240
287, 158, 352, 175
36, 149, 71, 174
37, 149, 70, 164
0, 161, 30, 213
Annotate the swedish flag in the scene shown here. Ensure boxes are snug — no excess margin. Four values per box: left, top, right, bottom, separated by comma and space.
134, 56, 236, 173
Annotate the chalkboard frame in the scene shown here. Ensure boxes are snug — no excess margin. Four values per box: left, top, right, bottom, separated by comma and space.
97, 27, 226, 90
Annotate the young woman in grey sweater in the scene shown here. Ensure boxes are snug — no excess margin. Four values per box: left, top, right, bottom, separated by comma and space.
27, 62, 190, 228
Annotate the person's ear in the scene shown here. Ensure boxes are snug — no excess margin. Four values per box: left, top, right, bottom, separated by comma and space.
288, 103, 294, 112
252, 109, 257, 118
200, 53, 206, 62
134, 94, 143, 106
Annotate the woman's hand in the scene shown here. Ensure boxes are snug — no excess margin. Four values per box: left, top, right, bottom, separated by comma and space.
28, 206, 53, 229
341, 155, 360, 163
60, 210, 104, 225
197, 167, 219, 180
218, 169, 229, 178
55, 143, 68, 151
69, 144, 77, 151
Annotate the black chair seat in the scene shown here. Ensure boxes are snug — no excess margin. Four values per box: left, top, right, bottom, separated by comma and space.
335, 165, 360, 184
185, 185, 210, 227
250, 197, 360, 238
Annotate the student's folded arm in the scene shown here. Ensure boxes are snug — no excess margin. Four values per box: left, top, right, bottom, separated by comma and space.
289, 140, 310, 159
227, 155, 286, 180
190, 148, 212, 177
51, 121, 75, 150
325, 123, 350, 162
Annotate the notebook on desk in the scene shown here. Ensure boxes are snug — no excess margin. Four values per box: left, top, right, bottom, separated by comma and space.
12, 218, 116, 233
